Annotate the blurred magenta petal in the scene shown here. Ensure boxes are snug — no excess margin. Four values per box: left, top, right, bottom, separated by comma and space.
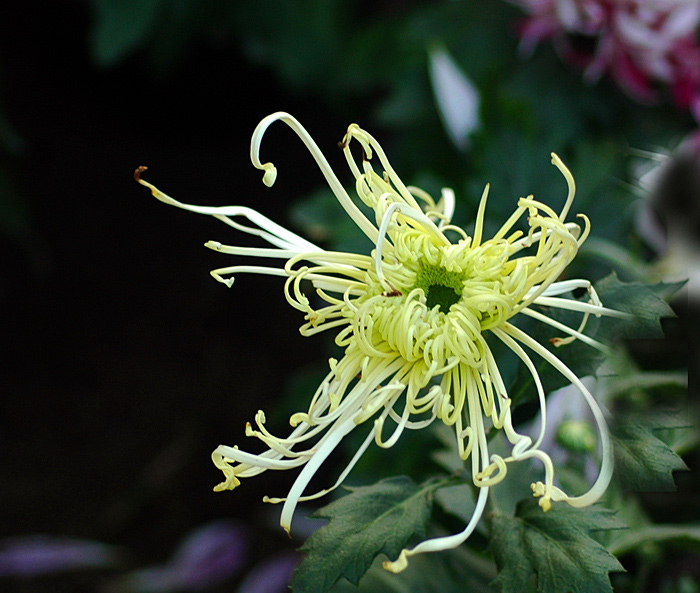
691, 96, 700, 125
236, 552, 299, 593
123, 520, 247, 592
0, 535, 118, 577
518, 14, 560, 55
609, 49, 658, 104
666, 2, 700, 38
510, 0, 700, 109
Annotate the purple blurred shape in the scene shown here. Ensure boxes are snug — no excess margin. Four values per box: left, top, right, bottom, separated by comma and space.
0, 535, 118, 577
172, 520, 247, 590
236, 551, 299, 593
123, 520, 247, 592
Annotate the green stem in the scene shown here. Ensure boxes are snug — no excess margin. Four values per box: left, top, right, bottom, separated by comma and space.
608, 525, 700, 557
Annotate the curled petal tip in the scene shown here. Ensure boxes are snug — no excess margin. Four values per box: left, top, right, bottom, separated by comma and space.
211, 449, 241, 491
212, 474, 240, 492
383, 550, 409, 573
134, 165, 148, 182
289, 412, 308, 427
211, 271, 235, 288
531, 482, 552, 511
261, 163, 277, 187
205, 241, 222, 251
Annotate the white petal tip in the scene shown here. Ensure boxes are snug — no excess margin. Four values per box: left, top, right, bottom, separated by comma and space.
383, 550, 409, 573
262, 164, 277, 187
211, 272, 235, 288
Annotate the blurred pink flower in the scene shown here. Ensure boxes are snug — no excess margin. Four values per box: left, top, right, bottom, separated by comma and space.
512, 0, 700, 109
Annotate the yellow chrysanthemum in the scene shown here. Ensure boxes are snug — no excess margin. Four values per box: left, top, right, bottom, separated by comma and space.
137, 112, 624, 571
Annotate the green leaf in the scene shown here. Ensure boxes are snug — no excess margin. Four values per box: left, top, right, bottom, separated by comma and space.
329, 545, 496, 593
434, 484, 477, 527
293, 476, 438, 593
594, 273, 681, 340
489, 499, 625, 593
612, 410, 689, 492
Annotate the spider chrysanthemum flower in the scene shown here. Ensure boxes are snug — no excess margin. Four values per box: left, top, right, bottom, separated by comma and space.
137, 112, 624, 572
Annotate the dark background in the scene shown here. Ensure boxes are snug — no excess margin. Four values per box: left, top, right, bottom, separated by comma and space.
0, 0, 358, 567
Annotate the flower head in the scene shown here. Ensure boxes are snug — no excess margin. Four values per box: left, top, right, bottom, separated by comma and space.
136, 112, 623, 571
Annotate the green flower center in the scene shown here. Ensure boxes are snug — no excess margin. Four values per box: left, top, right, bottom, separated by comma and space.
414, 263, 465, 313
